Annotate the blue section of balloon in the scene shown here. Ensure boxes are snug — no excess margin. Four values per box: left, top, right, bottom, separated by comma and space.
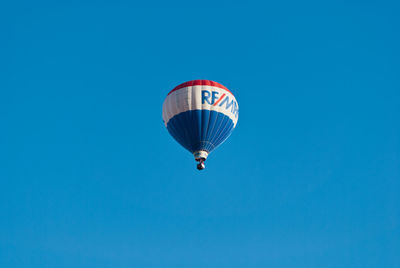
167, 110, 235, 153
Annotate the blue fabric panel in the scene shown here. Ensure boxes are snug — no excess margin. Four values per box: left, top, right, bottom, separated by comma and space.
166, 110, 235, 154
201, 109, 211, 142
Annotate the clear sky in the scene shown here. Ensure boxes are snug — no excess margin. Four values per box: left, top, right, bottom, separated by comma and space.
1, 0, 399, 267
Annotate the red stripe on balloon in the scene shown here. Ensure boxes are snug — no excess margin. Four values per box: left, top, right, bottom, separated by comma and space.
167, 80, 232, 95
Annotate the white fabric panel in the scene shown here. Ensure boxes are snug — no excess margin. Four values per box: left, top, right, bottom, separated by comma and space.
162, 85, 239, 127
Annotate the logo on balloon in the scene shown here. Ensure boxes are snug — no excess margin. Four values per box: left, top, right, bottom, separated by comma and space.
201, 90, 239, 118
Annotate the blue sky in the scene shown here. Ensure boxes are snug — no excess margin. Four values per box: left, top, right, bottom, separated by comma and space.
1, 0, 399, 267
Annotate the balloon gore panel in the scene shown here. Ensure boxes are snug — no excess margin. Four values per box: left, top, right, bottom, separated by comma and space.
166, 110, 234, 153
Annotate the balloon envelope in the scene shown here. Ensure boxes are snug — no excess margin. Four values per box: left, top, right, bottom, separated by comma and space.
162, 80, 239, 166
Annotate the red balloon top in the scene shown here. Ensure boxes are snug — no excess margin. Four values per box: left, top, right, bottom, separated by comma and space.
168, 80, 232, 95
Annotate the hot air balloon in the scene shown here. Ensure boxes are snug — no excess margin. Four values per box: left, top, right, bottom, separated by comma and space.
162, 80, 239, 170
